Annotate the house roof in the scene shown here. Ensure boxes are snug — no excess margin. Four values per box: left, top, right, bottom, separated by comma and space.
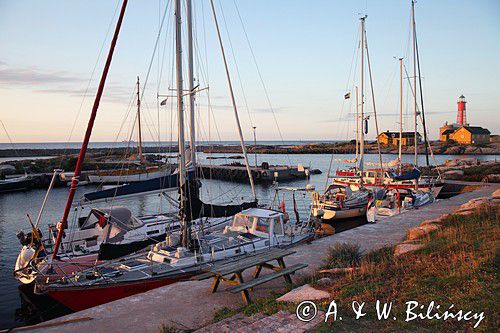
441, 129, 455, 135
379, 131, 421, 138
461, 126, 491, 135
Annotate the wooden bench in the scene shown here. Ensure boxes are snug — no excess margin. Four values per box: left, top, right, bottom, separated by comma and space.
195, 248, 308, 304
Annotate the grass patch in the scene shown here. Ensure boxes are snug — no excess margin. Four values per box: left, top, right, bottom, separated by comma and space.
321, 243, 363, 269
313, 206, 499, 332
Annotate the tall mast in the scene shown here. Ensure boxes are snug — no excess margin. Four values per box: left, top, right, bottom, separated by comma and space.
186, 0, 196, 166
414, 18, 431, 171
52, 0, 128, 259
358, 16, 366, 175
355, 86, 359, 160
412, 0, 418, 166
175, 0, 189, 247
136, 76, 144, 163
398, 57, 403, 174
210, 0, 256, 200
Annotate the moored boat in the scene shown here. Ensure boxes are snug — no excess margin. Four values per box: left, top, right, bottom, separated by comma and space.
0, 175, 34, 194
311, 184, 370, 221
366, 188, 435, 223
33, 207, 314, 311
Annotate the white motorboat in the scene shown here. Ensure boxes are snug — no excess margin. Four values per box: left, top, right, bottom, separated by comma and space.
366, 188, 435, 223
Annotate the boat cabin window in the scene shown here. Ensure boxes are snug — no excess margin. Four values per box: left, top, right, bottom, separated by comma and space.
255, 218, 271, 233
273, 217, 283, 235
232, 214, 253, 229
81, 213, 100, 230
367, 172, 375, 178
122, 216, 143, 229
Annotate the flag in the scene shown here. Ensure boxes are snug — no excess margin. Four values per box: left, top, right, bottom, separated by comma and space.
279, 195, 286, 213
344, 92, 351, 99
98, 214, 108, 228
292, 192, 300, 223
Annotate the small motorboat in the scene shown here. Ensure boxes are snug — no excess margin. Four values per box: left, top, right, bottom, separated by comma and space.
0, 175, 34, 194
366, 188, 435, 222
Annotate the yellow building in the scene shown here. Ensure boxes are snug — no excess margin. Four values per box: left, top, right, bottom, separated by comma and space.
378, 131, 421, 146
441, 126, 491, 144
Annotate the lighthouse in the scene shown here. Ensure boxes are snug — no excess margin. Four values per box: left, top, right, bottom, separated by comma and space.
456, 94, 467, 125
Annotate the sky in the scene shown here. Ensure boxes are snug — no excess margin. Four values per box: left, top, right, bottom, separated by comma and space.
0, 0, 499, 144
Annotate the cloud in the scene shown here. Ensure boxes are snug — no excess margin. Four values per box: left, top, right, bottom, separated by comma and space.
252, 107, 286, 114
0, 62, 84, 86
35, 83, 133, 103
0, 61, 132, 104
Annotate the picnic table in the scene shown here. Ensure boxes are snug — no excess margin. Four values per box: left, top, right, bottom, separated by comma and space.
195, 248, 307, 304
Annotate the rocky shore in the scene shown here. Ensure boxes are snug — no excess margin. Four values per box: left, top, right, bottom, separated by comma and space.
0, 138, 498, 158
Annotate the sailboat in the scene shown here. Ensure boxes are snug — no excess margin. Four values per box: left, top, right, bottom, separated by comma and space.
0, 121, 35, 193
311, 16, 372, 222
332, 2, 443, 197
13, 0, 259, 285
25, 0, 314, 311
87, 77, 172, 184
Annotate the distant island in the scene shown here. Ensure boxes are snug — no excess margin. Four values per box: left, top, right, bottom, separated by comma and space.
0, 137, 498, 158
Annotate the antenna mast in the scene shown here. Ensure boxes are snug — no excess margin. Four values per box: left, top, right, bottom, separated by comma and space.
398, 57, 403, 174
175, 0, 189, 247
412, 0, 418, 167
210, 0, 256, 200
186, 0, 196, 167
52, 0, 128, 259
358, 16, 366, 175
136, 76, 144, 163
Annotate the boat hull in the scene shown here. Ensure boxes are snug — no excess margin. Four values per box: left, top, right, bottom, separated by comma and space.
0, 176, 34, 193
45, 274, 186, 311
312, 205, 366, 220
88, 169, 169, 184
334, 180, 443, 197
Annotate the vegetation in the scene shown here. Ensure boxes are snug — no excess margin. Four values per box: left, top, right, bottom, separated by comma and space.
211, 206, 498, 332
321, 243, 362, 269
314, 205, 498, 332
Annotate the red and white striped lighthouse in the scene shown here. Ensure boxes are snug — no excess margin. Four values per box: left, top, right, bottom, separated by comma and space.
456, 94, 467, 125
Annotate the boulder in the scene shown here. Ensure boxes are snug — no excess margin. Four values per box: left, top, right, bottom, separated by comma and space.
483, 174, 500, 183
277, 284, 330, 303
445, 146, 463, 155
406, 224, 441, 240
316, 277, 333, 286
0, 164, 16, 175
394, 243, 425, 256
420, 218, 443, 226
315, 223, 335, 236
444, 170, 464, 176
445, 159, 458, 167
456, 197, 490, 213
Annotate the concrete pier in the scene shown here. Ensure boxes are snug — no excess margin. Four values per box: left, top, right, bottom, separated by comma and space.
199, 163, 318, 183
27, 182, 498, 332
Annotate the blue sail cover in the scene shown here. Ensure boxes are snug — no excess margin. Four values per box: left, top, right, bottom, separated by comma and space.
393, 168, 421, 181
83, 170, 195, 202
